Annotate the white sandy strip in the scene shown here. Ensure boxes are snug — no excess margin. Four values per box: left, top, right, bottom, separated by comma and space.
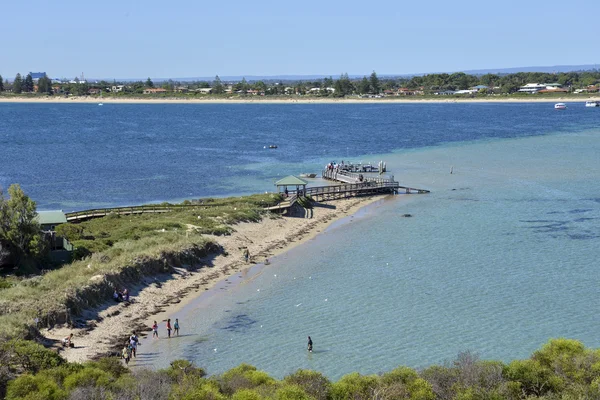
0, 96, 597, 105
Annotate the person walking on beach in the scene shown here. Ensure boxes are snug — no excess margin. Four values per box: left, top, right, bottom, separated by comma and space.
243, 248, 250, 263
122, 343, 131, 365
152, 321, 159, 338
307, 336, 313, 353
166, 319, 172, 338
174, 318, 180, 336
129, 332, 139, 358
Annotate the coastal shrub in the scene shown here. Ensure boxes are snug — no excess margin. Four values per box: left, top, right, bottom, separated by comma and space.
6, 373, 67, 400
220, 364, 276, 395
380, 366, 434, 400
2, 339, 64, 373
86, 357, 128, 379
330, 372, 379, 400
0, 277, 13, 289
166, 359, 206, 382
62, 366, 114, 391
284, 369, 331, 400
504, 359, 563, 397
232, 388, 263, 400
274, 384, 312, 400
420, 365, 459, 400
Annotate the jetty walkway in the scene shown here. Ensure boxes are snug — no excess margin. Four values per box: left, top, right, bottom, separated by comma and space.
64, 170, 429, 221
266, 170, 429, 210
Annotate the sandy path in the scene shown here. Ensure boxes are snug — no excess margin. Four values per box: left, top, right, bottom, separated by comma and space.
44, 196, 388, 362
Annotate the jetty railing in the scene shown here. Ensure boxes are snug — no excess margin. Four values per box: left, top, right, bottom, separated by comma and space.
65, 203, 220, 222
322, 169, 396, 185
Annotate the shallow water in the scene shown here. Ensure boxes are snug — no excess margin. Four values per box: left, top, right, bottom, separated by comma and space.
144, 130, 600, 379
2, 102, 600, 378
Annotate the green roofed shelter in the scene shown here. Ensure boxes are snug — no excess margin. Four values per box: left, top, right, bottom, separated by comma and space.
275, 175, 308, 196
36, 210, 67, 231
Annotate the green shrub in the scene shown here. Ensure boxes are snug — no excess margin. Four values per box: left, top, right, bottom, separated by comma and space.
6, 374, 67, 400
86, 357, 128, 378
63, 366, 114, 391
2, 339, 64, 373
274, 384, 311, 400
284, 369, 331, 400
166, 359, 206, 382
330, 372, 379, 400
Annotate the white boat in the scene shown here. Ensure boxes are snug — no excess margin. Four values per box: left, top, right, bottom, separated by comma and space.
554, 103, 567, 110
585, 100, 600, 107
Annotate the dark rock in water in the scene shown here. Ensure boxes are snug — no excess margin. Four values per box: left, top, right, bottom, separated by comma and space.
401, 214, 413, 218
452, 188, 457, 191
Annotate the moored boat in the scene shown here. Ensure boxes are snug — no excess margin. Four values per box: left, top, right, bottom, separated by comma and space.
585, 100, 600, 107
554, 103, 567, 110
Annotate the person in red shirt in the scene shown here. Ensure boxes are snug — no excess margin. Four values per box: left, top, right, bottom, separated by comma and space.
166, 319, 172, 338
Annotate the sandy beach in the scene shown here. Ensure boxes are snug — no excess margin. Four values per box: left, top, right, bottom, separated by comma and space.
1, 95, 598, 105
43, 195, 388, 363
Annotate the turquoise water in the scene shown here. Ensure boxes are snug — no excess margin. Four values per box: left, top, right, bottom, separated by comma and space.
143, 129, 600, 379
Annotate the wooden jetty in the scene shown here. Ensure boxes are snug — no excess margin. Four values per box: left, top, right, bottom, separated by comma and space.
65, 170, 430, 221
267, 170, 429, 209
65, 203, 212, 223
321, 169, 430, 195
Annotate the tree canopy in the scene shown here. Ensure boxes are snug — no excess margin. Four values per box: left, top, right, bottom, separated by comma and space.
0, 184, 43, 267
12, 74, 22, 94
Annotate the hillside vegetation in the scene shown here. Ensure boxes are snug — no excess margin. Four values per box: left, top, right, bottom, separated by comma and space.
2, 338, 600, 399
0, 193, 282, 339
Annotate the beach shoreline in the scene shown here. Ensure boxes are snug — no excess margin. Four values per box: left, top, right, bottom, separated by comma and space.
1, 96, 599, 105
44, 195, 391, 363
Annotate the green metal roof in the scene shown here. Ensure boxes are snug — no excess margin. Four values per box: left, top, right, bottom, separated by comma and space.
36, 211, 67, 225
274, 175, 308, 186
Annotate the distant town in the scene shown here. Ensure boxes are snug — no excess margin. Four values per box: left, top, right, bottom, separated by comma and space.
0, 70, 599, 98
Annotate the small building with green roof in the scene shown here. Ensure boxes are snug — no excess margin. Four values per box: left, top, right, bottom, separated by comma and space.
36, 210, 67, 232
274, 175, 308, 195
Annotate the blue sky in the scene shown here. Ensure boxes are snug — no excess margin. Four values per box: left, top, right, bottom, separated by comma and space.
1, 0, 598, 80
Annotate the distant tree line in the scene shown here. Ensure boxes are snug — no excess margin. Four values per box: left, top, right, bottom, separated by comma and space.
2, 70, 599, 96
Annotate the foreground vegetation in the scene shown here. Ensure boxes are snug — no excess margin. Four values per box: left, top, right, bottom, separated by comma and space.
0, 190, 282, 339
2, 338, 600, 399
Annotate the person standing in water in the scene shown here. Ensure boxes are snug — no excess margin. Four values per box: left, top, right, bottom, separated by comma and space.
307, 336, 313, 352
166, 319, 172, 338
174, 318, 180, 336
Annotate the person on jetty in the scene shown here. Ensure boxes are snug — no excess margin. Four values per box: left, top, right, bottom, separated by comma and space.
152, 321, 159, 338
307, 336, 313, 352
174, 318, 180, 336
166, 319, 172, 338
243, 248, 250, 263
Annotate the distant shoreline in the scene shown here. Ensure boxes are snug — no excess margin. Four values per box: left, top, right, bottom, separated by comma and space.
1, 95, 599, 105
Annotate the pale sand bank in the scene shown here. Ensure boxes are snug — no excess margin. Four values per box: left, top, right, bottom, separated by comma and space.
44, 195, 389, 363
1, 96, 599, 105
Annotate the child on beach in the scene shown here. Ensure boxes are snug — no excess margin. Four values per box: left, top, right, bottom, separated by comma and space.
166, 319, 172, 338
152, 321, 159, 338
122, 343, 131, 365
174, 318, 180, 336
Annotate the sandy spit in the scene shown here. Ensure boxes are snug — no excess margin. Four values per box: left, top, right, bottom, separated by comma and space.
1, 96, 598, 105
43, 196, 388, 363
